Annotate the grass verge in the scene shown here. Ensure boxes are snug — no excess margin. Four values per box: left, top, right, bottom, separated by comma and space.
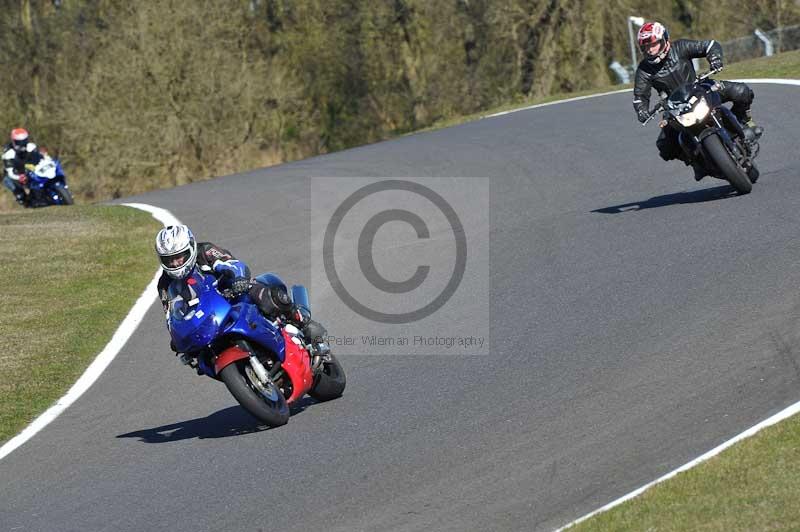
562, 50, 800, 531
0, 205, 161, 445
567, 414, 800, 531
422, 49, 800, 133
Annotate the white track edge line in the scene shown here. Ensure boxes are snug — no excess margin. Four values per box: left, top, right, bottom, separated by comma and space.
556, 401, 800, 531
483, 77, 799, 120
0, 203, 180, 461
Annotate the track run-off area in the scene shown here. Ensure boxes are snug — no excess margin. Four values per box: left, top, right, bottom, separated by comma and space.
1, 81, 799, 531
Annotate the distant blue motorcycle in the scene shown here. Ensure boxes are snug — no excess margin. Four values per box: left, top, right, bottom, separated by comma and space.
21, 154, 73, 207
166, 271, 346, 427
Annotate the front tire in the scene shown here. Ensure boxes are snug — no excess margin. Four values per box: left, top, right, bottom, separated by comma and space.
701, 134, 752, 194
309, 354, 346, 401
52, 183, 74, 205
220, 360, 289, 427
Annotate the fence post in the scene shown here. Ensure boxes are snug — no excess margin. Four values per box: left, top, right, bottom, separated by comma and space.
628, 16, 645, 71
754, 28, 774, 56
609, 61, 630, 84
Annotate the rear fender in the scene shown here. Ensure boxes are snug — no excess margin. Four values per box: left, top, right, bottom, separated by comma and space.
213, 345, 250, 374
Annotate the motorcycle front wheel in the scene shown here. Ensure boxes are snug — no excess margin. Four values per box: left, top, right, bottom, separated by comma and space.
220, 359, 289, 427
53, 183, 74, 205
701, 134, 752, 194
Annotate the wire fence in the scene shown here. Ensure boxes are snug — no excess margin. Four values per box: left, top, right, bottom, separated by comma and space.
721, 24, 800, 62
611, 24, 800, 83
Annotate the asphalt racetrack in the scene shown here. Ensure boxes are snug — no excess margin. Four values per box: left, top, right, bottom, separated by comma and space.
2, 84, 799, 531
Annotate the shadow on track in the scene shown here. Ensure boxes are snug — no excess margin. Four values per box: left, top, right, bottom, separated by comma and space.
592, 184, 737, 214
117, 399, 317, 443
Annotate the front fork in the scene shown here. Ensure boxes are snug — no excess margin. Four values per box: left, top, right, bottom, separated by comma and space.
679, 111, 753, 173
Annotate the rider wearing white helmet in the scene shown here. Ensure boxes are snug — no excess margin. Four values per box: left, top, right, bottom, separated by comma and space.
155, 225, 326, 351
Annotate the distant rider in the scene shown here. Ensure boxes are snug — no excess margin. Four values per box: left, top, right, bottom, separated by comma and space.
632, 22, 762, 181
2, 128, 43, 206
155, 224, 327, 358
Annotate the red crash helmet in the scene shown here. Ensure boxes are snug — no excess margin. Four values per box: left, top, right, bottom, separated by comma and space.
10, 128, 29, 151
637, 22, 671, 63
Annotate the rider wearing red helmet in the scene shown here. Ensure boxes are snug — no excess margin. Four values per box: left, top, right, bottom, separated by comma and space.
2, 128, 43, 205
632, 22, 760, 180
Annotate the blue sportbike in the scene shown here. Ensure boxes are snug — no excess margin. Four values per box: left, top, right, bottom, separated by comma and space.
22, 154, 73, 207
166, 271, 346, 427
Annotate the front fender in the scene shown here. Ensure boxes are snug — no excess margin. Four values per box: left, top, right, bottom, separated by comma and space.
213, 345, 250, 374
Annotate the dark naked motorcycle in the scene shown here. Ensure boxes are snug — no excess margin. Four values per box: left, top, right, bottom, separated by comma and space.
643, 69, 762, 195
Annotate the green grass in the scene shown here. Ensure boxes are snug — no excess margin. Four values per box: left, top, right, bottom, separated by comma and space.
0, 205, 161, 444
724, 49, 800, 78
422, 49, 800, 133
568, 414, 800, 531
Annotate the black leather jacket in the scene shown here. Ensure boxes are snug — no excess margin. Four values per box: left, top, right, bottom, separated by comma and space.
157, 242, 250, 312
633, 38, 723, 117
2, 141, 43, 180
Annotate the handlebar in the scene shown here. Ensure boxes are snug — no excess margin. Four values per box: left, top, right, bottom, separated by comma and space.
698, 67, 722, 81
220, 278, 254, 300
641, 103, 665, 127
640, 67, 722, 127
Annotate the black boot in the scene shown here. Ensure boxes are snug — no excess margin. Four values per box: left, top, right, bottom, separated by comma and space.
739, 110, 763, 140
301, 319, 327, 344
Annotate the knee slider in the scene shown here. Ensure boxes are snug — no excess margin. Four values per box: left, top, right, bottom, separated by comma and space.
249, 283, 292, 319
732, 83, 754, 104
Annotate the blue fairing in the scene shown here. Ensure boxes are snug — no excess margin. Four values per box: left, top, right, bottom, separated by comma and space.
166, 271, 286, 372
26, 157, 70, 205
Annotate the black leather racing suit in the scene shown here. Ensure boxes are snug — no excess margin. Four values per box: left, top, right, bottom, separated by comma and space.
158, 242, 294, 318
2, 141, 43, 204
158, 242, 327, 349
632, 39, 755, 162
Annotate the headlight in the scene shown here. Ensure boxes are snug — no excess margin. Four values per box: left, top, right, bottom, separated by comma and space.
676, 98, 710, 127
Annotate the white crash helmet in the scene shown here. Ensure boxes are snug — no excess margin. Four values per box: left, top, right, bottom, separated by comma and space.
155, 225, 197, 279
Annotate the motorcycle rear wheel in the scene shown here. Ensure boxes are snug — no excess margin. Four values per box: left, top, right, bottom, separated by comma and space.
221, 359, 290, 427
309, 353, 346, 402
701, 134, 752, 194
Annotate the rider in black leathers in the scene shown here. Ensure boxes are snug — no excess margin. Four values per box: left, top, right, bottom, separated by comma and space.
2, 128, 43, 206
632, 22, 761, 180
155, 225, 328, 362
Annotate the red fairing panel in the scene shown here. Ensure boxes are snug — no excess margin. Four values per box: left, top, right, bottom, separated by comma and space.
281, 330, 314, 404
214, 345, 250, 374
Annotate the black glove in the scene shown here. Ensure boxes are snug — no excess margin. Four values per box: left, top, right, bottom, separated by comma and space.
708, 55, 723, 72
230, 277, 251, 296
637, 107, 650, 124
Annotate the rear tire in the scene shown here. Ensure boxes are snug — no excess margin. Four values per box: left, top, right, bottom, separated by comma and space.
220, 360, 289, 427
309, 354, 346, 402
53, 183, 74, 205
701, 134, 752, 194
